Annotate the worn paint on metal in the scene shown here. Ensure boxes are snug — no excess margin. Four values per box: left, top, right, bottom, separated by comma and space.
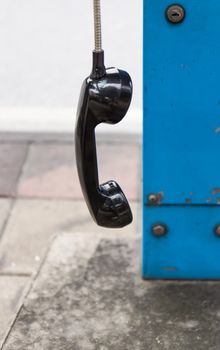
212, 188, 220, 195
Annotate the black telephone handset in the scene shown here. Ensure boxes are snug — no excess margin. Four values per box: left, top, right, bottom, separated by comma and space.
75, 52, 133, 228
75, 1, 133, 228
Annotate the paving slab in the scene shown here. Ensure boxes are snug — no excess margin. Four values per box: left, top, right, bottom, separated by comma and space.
0, 199, 139, 275
17, 143, 80, 199
2, 232, 220, 350
18, 142, 140, 200
0, 276, 28, 347
0, 143, 28, 197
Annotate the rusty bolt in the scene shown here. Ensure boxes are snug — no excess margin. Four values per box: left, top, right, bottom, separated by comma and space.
166, 4, 185, 24
214, 225, 220, 237
152, 224, 167, 237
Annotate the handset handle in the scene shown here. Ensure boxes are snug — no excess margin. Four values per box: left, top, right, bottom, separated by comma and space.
75, 61, 133, 228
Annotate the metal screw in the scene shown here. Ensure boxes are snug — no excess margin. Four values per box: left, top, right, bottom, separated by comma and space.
152, 224, 167, 237
166, 4, 185, 24
214, 225, 220, 237
148, 194, 158, 205
148, 192, 164, 206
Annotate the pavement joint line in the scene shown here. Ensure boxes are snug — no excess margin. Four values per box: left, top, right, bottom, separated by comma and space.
14, 142, 31, 197
0, 196, 141, 203
0, 272, 31, 277
0, 140, 141, 146
0, 199, 15, 242
0, 195, 16, 200
0, 136, 141, 146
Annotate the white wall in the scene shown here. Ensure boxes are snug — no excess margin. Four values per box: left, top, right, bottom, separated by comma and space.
0, 0, 142, 132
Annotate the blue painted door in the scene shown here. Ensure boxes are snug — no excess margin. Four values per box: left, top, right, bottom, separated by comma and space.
143, 0, 220, 279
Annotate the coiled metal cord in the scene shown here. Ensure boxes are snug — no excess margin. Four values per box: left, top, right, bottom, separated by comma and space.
93, 0, 102, 52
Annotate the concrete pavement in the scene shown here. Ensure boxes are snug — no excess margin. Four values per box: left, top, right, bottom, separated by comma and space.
1, 133, 220, 349
3, 232, 220, 350
0, 132, 141, 347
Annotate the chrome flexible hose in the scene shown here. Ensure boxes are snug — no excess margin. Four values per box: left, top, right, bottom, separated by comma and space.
93, 0, 102, 52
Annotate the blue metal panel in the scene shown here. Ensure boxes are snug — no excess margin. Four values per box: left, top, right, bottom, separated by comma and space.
143, 206, 220, 279
143, 0, 220, 205
143, 0, 220, 278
